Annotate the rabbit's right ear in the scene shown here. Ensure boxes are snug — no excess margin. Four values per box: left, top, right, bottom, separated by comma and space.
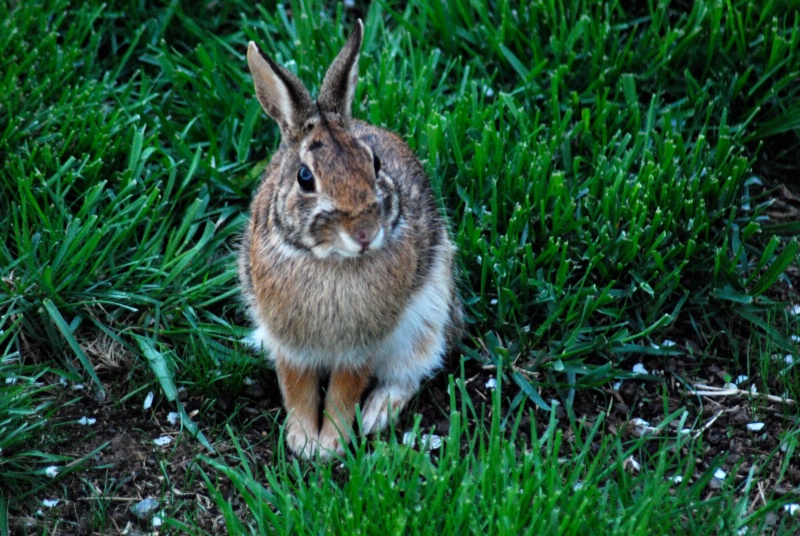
247, 41, 314, 141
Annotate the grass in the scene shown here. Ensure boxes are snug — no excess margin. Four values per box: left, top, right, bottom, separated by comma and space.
1, 0, 799, 533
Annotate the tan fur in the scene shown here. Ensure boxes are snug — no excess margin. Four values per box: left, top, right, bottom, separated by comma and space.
240, 20, 462, 459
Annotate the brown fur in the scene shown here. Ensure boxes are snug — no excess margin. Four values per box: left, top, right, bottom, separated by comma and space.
240, 21, 462, 458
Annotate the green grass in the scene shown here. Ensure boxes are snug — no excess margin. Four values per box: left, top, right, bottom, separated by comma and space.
194, 376, 795, 535
1, 0, 799, 533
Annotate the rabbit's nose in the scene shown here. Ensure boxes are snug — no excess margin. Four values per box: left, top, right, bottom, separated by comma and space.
353, 226, 378, 248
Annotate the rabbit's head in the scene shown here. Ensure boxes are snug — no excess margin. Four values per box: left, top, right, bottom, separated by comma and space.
247, 21, 399, 259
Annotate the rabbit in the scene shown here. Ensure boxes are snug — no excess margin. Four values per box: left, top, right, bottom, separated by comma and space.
239, 20, 462, 459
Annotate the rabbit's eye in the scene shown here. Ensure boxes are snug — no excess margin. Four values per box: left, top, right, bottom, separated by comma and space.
297, 165, 315, 193
373, 153, 381, 176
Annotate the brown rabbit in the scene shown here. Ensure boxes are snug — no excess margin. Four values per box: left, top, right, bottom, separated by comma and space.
239, 20, 461, 458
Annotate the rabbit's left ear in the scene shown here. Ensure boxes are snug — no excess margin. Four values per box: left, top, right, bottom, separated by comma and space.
317, 20, 363, 124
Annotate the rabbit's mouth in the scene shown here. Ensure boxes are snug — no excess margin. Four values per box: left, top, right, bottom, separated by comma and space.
337, 226, 385, 256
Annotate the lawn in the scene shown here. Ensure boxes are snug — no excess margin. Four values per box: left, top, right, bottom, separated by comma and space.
1, 0, 799, 534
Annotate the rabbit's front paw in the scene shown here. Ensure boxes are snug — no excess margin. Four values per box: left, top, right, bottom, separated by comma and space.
285, 414, 318, 459
361, 385, 411, 435
317, 423, 346, 458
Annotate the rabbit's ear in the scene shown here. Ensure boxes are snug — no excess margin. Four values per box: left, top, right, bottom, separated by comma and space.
317, 20, 363, 124
247, 41, 314, 140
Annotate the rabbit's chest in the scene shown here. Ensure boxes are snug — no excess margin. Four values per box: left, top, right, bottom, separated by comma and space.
253, 247, 418, 365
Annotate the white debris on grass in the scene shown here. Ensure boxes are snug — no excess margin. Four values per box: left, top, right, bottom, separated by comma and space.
5, 377, 17, 384
750, 384, 758, 395
785, 503, 800, 516
573, 481, 584, 491
143, 391, 154, 410
746, 422, 765, 432
71, 384, 85, 391
42, 499, 59, 508
77, 416, 96, 426
714, 468, 727, 480
661, 339, 677, 347
612, 381, 622, 391
45, 466, 60, 478
243, 376, 255, 385
734, 375, 749, 385
153, 436, 172, 447
485, 378, 497, 390
723, 382, 738, 391
130, 498, 160, 520
152, 515, 163, 527
167, 412, 179, 425
785, 354, 795, 365
630, 417, 653, 437
625, 456, 641, 472
402, 432, 443, 451
670, 475, 683, 484
421, 434, 443, 451
632, 363, 648, 375
790, 334, 800, 343
789, 304, 800, 316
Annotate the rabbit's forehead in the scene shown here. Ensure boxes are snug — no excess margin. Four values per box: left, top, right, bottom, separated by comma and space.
298, 123, 376, 206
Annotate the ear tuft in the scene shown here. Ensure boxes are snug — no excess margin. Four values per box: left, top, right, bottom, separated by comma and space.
317, 21, 364, 124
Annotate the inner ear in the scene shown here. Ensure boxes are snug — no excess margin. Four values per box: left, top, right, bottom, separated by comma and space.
247, 41, 314, 140
317, 20, 364, 123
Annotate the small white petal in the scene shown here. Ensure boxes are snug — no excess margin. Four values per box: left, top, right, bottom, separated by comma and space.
612, 381, 622, 391
734, 375, 749, 385
790, 335, 800, 343
784, 354, 794, 365
484, 378, 497, 390
402, 431, 416, 447
243, 376, 255, 385
5, 377, 17, 384
143, 391, 154, 410
152, 515, 163, 527
671, 475, 683, 484
42, 499, 59, 508
166, 412, 179, 425
631, 418, 652, 437
784, 503, 800, 516
77, 416, 96, 426
661, 339, 677, 347
789, 304, 800, 315
723, 382, 738, 390
490, 299, 498, 305
573, 481, 584, 491
714, 468, 726, 480
45, 466, 60, 478
626, 456, 641, 472
420, 434, 443, 451
153, 436, 172, 446
750, 384, 758, 395
71, 383, 85, 391
680, 429, 692, 435
746, 422, 765, 432
632, 363, 648, 375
